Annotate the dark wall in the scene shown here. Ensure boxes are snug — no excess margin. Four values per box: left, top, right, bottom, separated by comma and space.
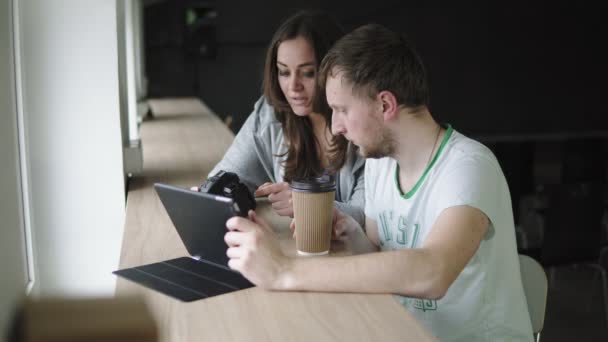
143, 1, 607, 137
143, 1, 608, 225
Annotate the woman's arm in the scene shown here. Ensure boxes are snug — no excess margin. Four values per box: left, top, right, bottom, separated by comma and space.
334, 157, 365, 225
208, 98, 274, 191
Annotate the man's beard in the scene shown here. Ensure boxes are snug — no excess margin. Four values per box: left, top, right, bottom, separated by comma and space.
358, 127, 396, 159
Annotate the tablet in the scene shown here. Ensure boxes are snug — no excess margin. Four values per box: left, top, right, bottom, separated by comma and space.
154, 182, 238, 266
112, 183, 254, 302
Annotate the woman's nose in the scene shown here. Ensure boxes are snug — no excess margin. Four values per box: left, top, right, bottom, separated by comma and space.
289, 75, 302, 91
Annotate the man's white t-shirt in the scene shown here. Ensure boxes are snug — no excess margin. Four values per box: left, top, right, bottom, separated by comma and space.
364, 125, 533, 341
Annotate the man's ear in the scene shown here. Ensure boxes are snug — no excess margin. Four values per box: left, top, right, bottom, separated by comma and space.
378, 91, 398, 122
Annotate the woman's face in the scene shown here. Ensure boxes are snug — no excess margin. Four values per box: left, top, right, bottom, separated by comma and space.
276, 37, 317, 116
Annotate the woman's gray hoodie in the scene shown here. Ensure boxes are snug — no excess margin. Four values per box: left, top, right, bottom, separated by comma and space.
209, 97, 365, 225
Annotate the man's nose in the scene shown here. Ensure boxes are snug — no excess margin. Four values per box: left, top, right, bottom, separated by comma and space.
331, 114, 344, 136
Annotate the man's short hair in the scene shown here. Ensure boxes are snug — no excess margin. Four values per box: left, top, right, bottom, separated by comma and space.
319, 24, 430, 108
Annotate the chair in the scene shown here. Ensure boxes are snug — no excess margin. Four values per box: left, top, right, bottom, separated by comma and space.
519, 254, 548, 342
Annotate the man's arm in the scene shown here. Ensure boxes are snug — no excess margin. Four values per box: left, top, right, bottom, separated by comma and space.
226, 205, 488, 299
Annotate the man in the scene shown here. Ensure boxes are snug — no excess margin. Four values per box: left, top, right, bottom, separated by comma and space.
224, 24, 533, 341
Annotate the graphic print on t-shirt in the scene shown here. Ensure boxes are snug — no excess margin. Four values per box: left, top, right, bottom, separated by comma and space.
397, 297, 438, 312
378, 210, 438, 312
377, 210, 420, 248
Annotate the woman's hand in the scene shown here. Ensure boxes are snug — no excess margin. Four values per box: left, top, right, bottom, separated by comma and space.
255, 182, 293, 217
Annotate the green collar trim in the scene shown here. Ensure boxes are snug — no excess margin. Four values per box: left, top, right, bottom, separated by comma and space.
395, 124, 453, 199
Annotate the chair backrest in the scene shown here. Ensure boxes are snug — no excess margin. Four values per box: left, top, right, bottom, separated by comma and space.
519, 254, 548, 336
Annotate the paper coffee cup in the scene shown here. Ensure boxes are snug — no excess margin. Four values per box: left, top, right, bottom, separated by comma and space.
291, 175, 335, 256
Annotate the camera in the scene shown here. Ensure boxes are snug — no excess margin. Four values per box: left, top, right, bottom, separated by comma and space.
200, 170, 256, 217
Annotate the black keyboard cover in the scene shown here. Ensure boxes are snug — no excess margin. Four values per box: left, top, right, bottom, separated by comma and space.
113, 257, 254, 302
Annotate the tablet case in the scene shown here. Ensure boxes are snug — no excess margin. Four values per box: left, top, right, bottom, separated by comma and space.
113, 183, 254, 302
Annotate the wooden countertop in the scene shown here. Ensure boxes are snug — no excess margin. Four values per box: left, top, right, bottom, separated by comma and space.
115, 98, 436, 342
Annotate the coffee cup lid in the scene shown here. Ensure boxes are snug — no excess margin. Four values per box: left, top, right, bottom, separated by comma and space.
290, 174, 336, 193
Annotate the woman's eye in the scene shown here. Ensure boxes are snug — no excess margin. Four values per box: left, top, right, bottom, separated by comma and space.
278, 70, 289, 77
303, 71, 315, 78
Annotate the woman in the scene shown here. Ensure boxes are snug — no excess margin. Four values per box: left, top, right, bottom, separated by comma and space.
208, 10, 365, 225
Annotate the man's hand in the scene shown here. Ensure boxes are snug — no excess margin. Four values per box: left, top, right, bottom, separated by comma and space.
255, 182, 293, 217
331, 208, 361, 241
225, 210, 291, 289
290, 208, 360, 241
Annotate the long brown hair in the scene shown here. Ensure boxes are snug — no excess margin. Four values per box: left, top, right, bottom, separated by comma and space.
262, 10, 347, 181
